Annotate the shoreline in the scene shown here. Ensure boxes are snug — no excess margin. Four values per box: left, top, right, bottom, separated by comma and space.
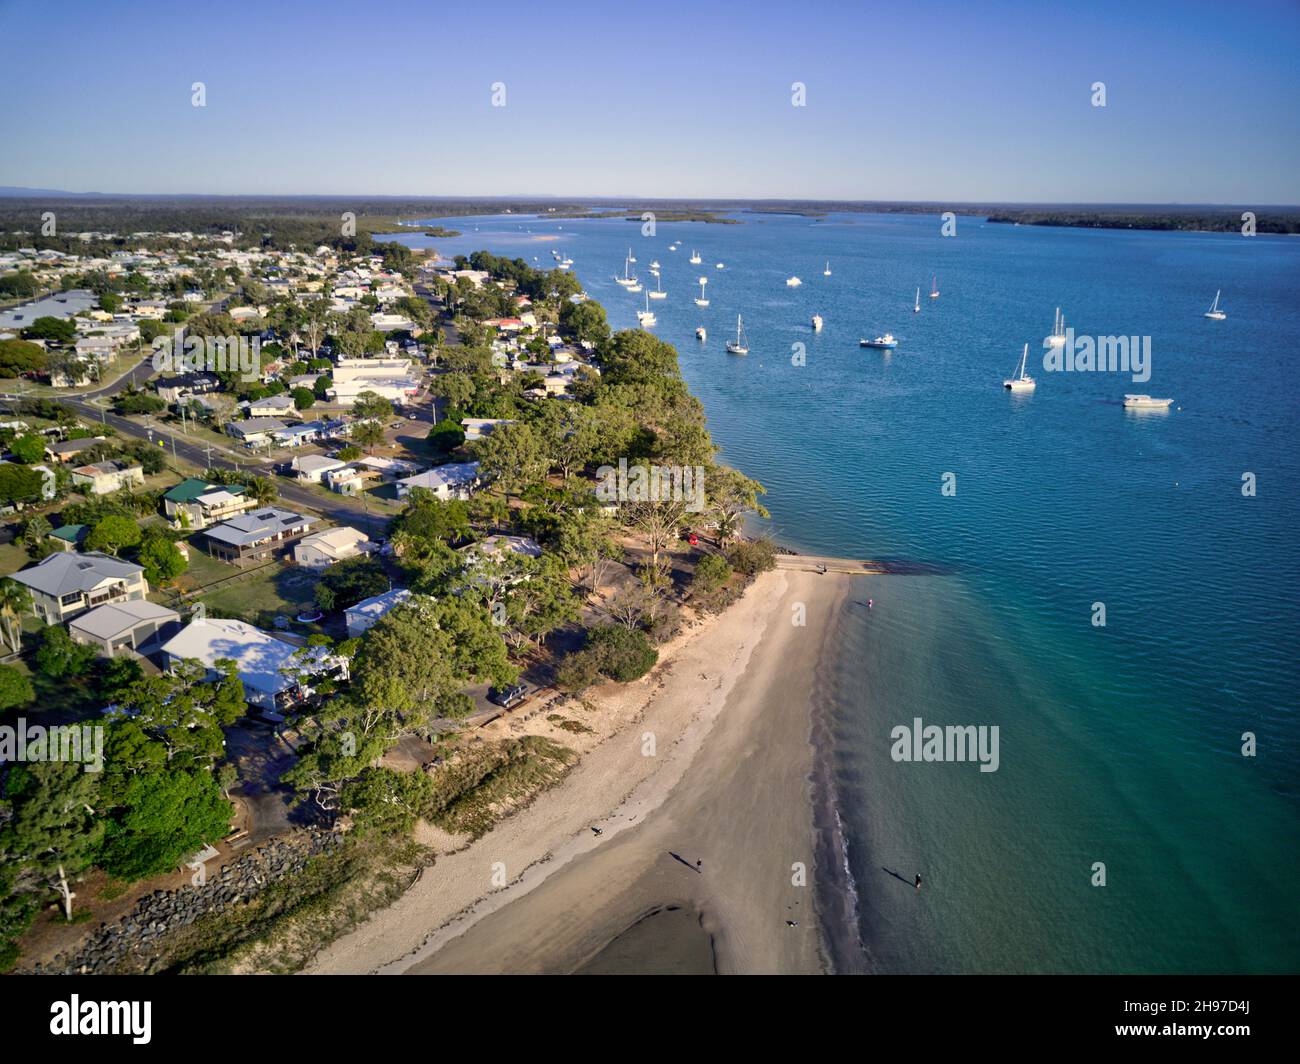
305, 567, 848, 975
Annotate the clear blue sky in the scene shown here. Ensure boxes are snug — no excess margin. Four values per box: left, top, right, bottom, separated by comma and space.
2, 0, 1298, 203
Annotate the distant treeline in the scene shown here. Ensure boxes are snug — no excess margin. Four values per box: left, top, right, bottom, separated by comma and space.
984, 209, 1300, 235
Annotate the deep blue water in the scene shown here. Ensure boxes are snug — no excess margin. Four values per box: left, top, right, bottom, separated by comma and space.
384, 211, 1300, 973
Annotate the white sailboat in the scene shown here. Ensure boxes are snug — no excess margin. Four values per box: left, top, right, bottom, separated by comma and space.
726, 315, 749, 355
1046, 307, 1066, 347
696, 326, 707, 340
689, 250, 702, 264
614, 254, 638, 287
929, 274, 940, 299
823, 261, 832, 276
811, 314, 824, 331
1003, 343, 1035, 392
694, 278, 709, 307
627, 247, 637, 264
636, 289, 656, 327
649, 260, 661, 270
1204, 290, 1226, 320
649, 272, 666, 300
913, 287, 921, 313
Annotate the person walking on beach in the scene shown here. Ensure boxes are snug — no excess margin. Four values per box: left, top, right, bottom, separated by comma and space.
914, 874, 922, 892
591, 826, 603, 837
696, 859, 702, 872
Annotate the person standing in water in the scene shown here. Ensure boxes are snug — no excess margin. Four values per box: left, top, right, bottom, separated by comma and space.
914, 874, 922, 892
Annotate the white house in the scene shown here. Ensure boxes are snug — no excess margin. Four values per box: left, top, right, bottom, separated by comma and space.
291, 453, 346, 484
293, 526, 373, 569
344, 588, 411, 638
395, 461, 480, 501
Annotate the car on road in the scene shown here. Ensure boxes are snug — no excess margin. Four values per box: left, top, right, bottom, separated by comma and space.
487, 683, 528, 709
682, 531, 700, 546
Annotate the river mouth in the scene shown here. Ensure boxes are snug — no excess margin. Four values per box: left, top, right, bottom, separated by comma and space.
574, 905, 717, 976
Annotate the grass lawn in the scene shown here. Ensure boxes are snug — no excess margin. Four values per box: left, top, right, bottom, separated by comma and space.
189, 559, 320, 629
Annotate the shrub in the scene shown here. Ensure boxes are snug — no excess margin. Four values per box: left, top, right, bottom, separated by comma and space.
726, 537, 777, 577
555, 648, 602, 693
586, 624, 657, 683
692, 552, 732, 592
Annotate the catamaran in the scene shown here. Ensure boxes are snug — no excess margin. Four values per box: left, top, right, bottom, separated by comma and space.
860, 333, 898, 349
823, 261, 832, 276
649, 273, 667, 300
636, 290, 656, 328
694, 278, 709, 307
1204, 290, 1226, 320
914, 287, 921, 313
1123, 394, 1173, 409
1046, 307, 1066, 347
929, 274, 940, 299
726, 315, 749, 355
1003, 343, 1035, 392
811, 314, 824, 331
689, 250, 702, 264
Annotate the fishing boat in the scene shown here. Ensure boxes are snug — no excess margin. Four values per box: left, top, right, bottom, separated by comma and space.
913, 287, 921, 313
648, 273, 667, 300
1046, 307, 1066, 347
786, 276, 802, 287
689, 250, 702, 264
860, 333, 898, 349
1123, 394, 1173, 409
636, 290, 656, 327
823, 261, 832, 276
725, 315, 749, 354
929, 274, 940, 299
694, 278, 709, 307
1003, 343, 1036, 392
811, 314, 824, 331
696, 326, 707, 340
1204, 290, 1226, 320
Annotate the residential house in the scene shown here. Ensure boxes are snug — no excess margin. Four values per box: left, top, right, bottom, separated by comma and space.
323, 465, 373, 495
204, 507, 316, 565
330, 357, 420, 404
71, 460, 145, 496
226, 417, 288, 447
271, 420, 337, 449
239, 394, 298, 419
46, 523, 87, 551
69, 600, 181, 657
9, 551, 149, 624
395, 461, 480, 501
45, 436, 108, 464
293, 526, 373, 569
159, 618, 346, 714
162, 477, 254, 530
461, 418, 516, 443
344, 588, 411, 638
155, 372, 221, 404
290, 454, 346, 484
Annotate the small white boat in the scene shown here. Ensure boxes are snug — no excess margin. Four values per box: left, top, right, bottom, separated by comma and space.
626, 281, 642, 293
689, 250, 702, 264
649, 273, 667, 300
636, 290, 656, 327
860, 334, 898, 349
929, 274, 940, 299
786, 276, 802, 287
726, 315, 749, 355
1204, 290, 1226, 320
650, 260, 661, 270
823, 261, 832, 276
557, 262, 571, 271
913, 287, 921, 313
715, 262, 725, 269
696, 326, 707, 340
811, 314, 824, 331
1123, 394, 1173, 409
1046, 307, 1066, 347
694, 278, 709, 307
1003, 343, 1036, 392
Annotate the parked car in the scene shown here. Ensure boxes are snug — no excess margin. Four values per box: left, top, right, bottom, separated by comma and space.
682, 531, 700, 546
488, 683, 528, 709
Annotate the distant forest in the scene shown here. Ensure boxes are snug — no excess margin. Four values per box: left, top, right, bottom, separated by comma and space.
1, 196, 1297, 254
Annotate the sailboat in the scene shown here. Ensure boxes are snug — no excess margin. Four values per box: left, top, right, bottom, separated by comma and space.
694, 278, 709, 307
1046, 307, 1066, 347
689, 249, 702, 264
649, 272, 667, 300
1003, 343, 1035, 392
823, 261, 832, 276
929, 274, 940, 299
696, 326, 707, 341
811, 314, 824, 331
627, 247, 637, 264
913, 287, 921, 313
614, 254, 637, 288
636, 289, 656, 328
1204, 290, 1226, 320
726, 315, 749, 355
649, 260, 661, 270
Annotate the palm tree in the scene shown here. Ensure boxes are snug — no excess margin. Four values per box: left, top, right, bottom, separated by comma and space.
248, 475, 277, 507
0, 578, 32, 654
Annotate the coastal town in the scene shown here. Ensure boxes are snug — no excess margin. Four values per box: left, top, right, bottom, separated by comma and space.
0, 217, 775, 974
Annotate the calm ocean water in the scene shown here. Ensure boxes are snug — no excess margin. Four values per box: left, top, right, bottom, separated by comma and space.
385, 211, 1300, 973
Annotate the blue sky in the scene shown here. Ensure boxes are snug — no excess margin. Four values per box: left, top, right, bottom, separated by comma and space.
1, 0, 1297, 203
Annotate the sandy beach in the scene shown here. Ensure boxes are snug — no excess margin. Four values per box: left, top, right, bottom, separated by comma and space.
307, 567, 849, 975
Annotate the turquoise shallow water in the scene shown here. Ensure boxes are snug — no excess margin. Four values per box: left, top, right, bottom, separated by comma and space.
385, 211, 1300, 972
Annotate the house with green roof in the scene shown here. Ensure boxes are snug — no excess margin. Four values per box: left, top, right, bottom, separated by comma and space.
47, 523, 87, 552
162, 477, 255, 530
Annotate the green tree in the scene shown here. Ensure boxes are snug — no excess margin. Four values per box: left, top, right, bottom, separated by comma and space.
474, 421, 547, 503
350, 419, 385, 453
85, 515, 142, 555
20, 316, 75, 344
291, 386, 316, 410
314, 555, 389, 612
34, 626, 96, 680
351, 390, 393, 422
138, 532, 187, 586
0, 338, 47, 378
0, 579, 32, 655
9, 433, 45, 464
100, 769, 231, 881
0, 664, 34, 710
